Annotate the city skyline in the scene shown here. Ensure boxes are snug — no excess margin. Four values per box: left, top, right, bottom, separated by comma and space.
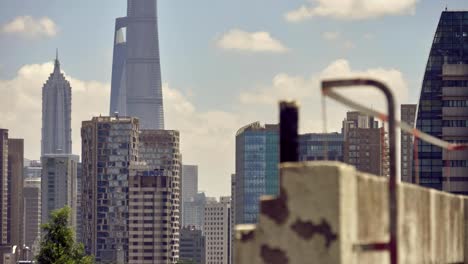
1, 1, 468, 197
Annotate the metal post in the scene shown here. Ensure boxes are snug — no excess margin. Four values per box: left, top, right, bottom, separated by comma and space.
322, 79, 398, 264
279, 101, 299, 164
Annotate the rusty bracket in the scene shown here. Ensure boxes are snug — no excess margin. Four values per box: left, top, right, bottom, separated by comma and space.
322, 79, 398, 264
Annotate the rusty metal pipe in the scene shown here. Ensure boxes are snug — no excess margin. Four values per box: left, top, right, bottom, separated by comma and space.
322, 79, 398, 264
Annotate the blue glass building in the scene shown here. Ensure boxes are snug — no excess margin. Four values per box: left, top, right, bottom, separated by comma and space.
299, 133, 344, 162
234, 122, 279, 224
415, 10, 468, 194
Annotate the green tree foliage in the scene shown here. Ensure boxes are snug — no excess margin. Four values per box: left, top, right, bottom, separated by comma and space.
36, 206, 94, 264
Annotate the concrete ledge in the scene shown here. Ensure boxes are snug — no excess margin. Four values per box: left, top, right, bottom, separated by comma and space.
235, 161, 467, 264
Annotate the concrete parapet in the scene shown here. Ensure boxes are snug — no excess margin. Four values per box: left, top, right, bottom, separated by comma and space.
235, 161, 467, 264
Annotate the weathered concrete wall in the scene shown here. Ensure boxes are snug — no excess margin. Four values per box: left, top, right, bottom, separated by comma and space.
235, 161, 467, 264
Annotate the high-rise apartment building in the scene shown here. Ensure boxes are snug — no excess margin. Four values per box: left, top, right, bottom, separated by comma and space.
41, 154, 78, 228
180, 226, 205, 264
23, 161, 42, 250
76, 162, 83, 243
230, 174, 235, 264
235, 123, 279, 224
41, 53, 72, 155
82, 116, 181, 263
401, 104, 417, 183
343, 112, 388, 177
129, 163, 180, 264
299, 133, 344, 161
133, 129, 181, 263
81, 116, 139, 263
415, 10, 468, 194
204, 197, 231, 264
7, 139, 24, 247
182, 165, 198, 203
110, 0, 165, 129
181, 165, 198, 228
23, 177, 41, 250
0, 130, 8, 245
182, 192, 206, 231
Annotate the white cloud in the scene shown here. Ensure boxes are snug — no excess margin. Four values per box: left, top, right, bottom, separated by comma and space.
322, 31, 340, 41
240, 59, 409, 133
1, 16, 58, 38
0, 60, 409, 196
0, 62, 109, 159
163, 84, 248, 194
216, 29, 289, 53
285, 0, 419, 22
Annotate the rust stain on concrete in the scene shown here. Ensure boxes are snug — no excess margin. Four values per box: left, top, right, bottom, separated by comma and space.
290, 218, 338, 248
260, 244, 289, 264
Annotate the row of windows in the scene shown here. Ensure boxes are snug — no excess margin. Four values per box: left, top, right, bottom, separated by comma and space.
443, 120, 468, 127
443, 100, 468, 107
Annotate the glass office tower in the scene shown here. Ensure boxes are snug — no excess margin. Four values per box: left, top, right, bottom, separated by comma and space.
235, 122, 279, 224
415, 11, 468, 193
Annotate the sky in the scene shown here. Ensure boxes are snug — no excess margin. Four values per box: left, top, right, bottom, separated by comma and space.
0, 0, 466, 197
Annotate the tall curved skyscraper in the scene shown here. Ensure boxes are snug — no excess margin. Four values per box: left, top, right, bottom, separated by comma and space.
110, 0, 165, 129
41, 52, 72, 155
415, 10, 468, 194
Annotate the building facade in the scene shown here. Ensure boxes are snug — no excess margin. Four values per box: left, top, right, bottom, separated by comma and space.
134, 130, 182, 263
7, 139, 23, 247
182, 165, 198, 203
24, 160, 41, 179
41, 154, 78, 228
0, 130, 8, 245
182, 192, 206, 231
129, 164, 178, 263
180, 226, 205, 264
415, 10, 468, 194
204, 197, 231, 264
440, 63, 468, 194
235, 123, 279, 225
82, 117, 181, 263
299, 133, 344, 161
110, 0, 165, 129
41, 53, 72, 155
401, 104, 417, 183
23, 177, 41, 250
81, 116, 139, 263
343, 112, 388, 177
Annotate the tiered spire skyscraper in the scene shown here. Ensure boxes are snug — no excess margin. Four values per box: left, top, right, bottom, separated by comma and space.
110, 0, 165, 129
41, 50, 72, 155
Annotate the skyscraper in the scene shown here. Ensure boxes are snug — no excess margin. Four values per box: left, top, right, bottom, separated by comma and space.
342, 112, 388, 177
81, 116, 139, 263
41, 52, 72, 155
41, 154, 78, 229
401, 104, 416, 183
23, 177, 41, 250
204, 197, 231, 264
110, 0, 165, 129
0, 129, 8, 245
180, 226, 205, 264
137, 129, 181, 263
81, 116, 181, 263
182, 192, 206, 231
182, 165, 198, 203
7, 139, 24, 247
415, 10, 468, 194
235, 122, 279, 224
